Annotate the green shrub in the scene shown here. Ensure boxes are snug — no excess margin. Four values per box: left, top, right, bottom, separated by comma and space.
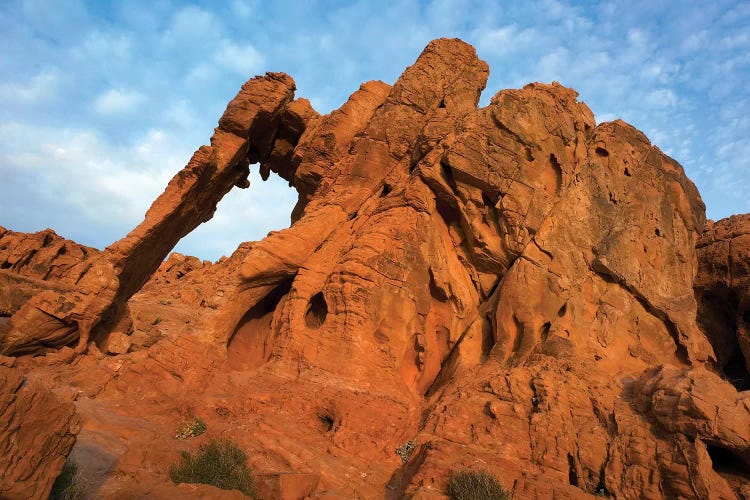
446, 470, 511, 500
169, 438, 255, 498
49, 460, 86, 500
175, 417, 207, 440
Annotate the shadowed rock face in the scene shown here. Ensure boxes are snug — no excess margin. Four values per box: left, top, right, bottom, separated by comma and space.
1, 38, 749, 499
695, 214, 750, 390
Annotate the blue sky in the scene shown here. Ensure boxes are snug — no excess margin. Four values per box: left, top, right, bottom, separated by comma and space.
1, 0, 748, 260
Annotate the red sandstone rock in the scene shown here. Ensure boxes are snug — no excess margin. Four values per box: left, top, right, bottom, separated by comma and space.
0, 227, 96, 316
0, 366, 80, 499
0, 72, 307, 356
100, 331, 132, 355
696, 214, 750, 388
0, 38, 748, 499
144, 252, 207, 289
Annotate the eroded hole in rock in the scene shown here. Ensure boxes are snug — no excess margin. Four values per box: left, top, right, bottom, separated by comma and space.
481, 312, 495, 357
381, 183, 392, 197
595, 147, 609, 157
654, 228, 661, 237
539, 154, 563, 198
696, 290, 749, 389
0, 262, 11, 269
481, 191, 498, 208
567, 453, 579, 486
624, 167, 632, 177
525, 147, 535, 162
227, 278, 293, 371
706, 444, 750, 479
305, 292, 328, 329
541, 321, 551, 342
558, 303, 567, 317
724, 349, 749, 390
435, 194, 461, 228
438, 98, 446, 108
440, 159, 459, 194
316, 409, 336, 433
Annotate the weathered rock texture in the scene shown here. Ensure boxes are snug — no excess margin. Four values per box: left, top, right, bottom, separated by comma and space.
0, 366, 80, 499
696, 214, 750, 390
1, 72, 312, 356
0, 227, 97, 317
1, 38, 749, 499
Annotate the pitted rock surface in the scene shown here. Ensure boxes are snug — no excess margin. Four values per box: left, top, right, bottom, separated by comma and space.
0, 38, 748, 498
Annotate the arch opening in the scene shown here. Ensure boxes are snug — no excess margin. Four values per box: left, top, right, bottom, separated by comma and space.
227, 278, 293, 371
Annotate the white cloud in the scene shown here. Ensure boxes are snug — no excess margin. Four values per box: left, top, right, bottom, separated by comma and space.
93, 89, 144, 115
185, 63, 219, 84
643, 89, 677, 109
0, 70, 59, 103
475, 25, 538, 56
161, 6, 223, 51
213, 40, 266, 76
0, 121, 183, 232
78, 30, 133, 60
3, 0, 750, 257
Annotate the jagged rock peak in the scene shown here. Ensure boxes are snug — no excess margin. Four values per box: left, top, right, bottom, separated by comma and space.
1, 38, 748, 499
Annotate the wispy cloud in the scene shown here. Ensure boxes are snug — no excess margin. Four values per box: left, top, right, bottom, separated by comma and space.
213, 40, 265, 76
0, 70, 59, 103
1, 0, 749, 259
93, 88, 144, 115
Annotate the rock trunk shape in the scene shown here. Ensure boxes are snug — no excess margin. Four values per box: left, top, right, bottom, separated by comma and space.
0, 38, 748, 498
0, 73, 307, 356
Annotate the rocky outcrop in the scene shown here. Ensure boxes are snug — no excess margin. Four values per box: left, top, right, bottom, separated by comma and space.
0, 38, 748, 498
0, 366, 80, 499
0, 72, 311, 356
0, 227, 96, 317
142, 252, 209, 289
696, 214, 750, 389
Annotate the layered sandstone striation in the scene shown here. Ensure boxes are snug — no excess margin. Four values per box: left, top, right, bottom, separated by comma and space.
0, 227, 97, 317
0, 38, 748, 498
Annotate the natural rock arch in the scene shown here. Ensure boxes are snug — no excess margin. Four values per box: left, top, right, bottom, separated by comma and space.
0, 72, 317, 356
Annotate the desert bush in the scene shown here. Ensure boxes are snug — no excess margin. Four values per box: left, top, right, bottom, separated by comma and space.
49, 460, 86, 500
446, 470, 511, 500
169, 438, 255, 497
395, 439, 417, 463
175, 416, 207, 439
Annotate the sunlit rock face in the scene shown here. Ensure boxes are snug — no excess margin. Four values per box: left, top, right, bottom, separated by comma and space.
1, 38, 749, 499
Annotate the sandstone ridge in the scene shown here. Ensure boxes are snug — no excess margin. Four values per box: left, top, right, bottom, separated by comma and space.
0, 38, 748, 499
